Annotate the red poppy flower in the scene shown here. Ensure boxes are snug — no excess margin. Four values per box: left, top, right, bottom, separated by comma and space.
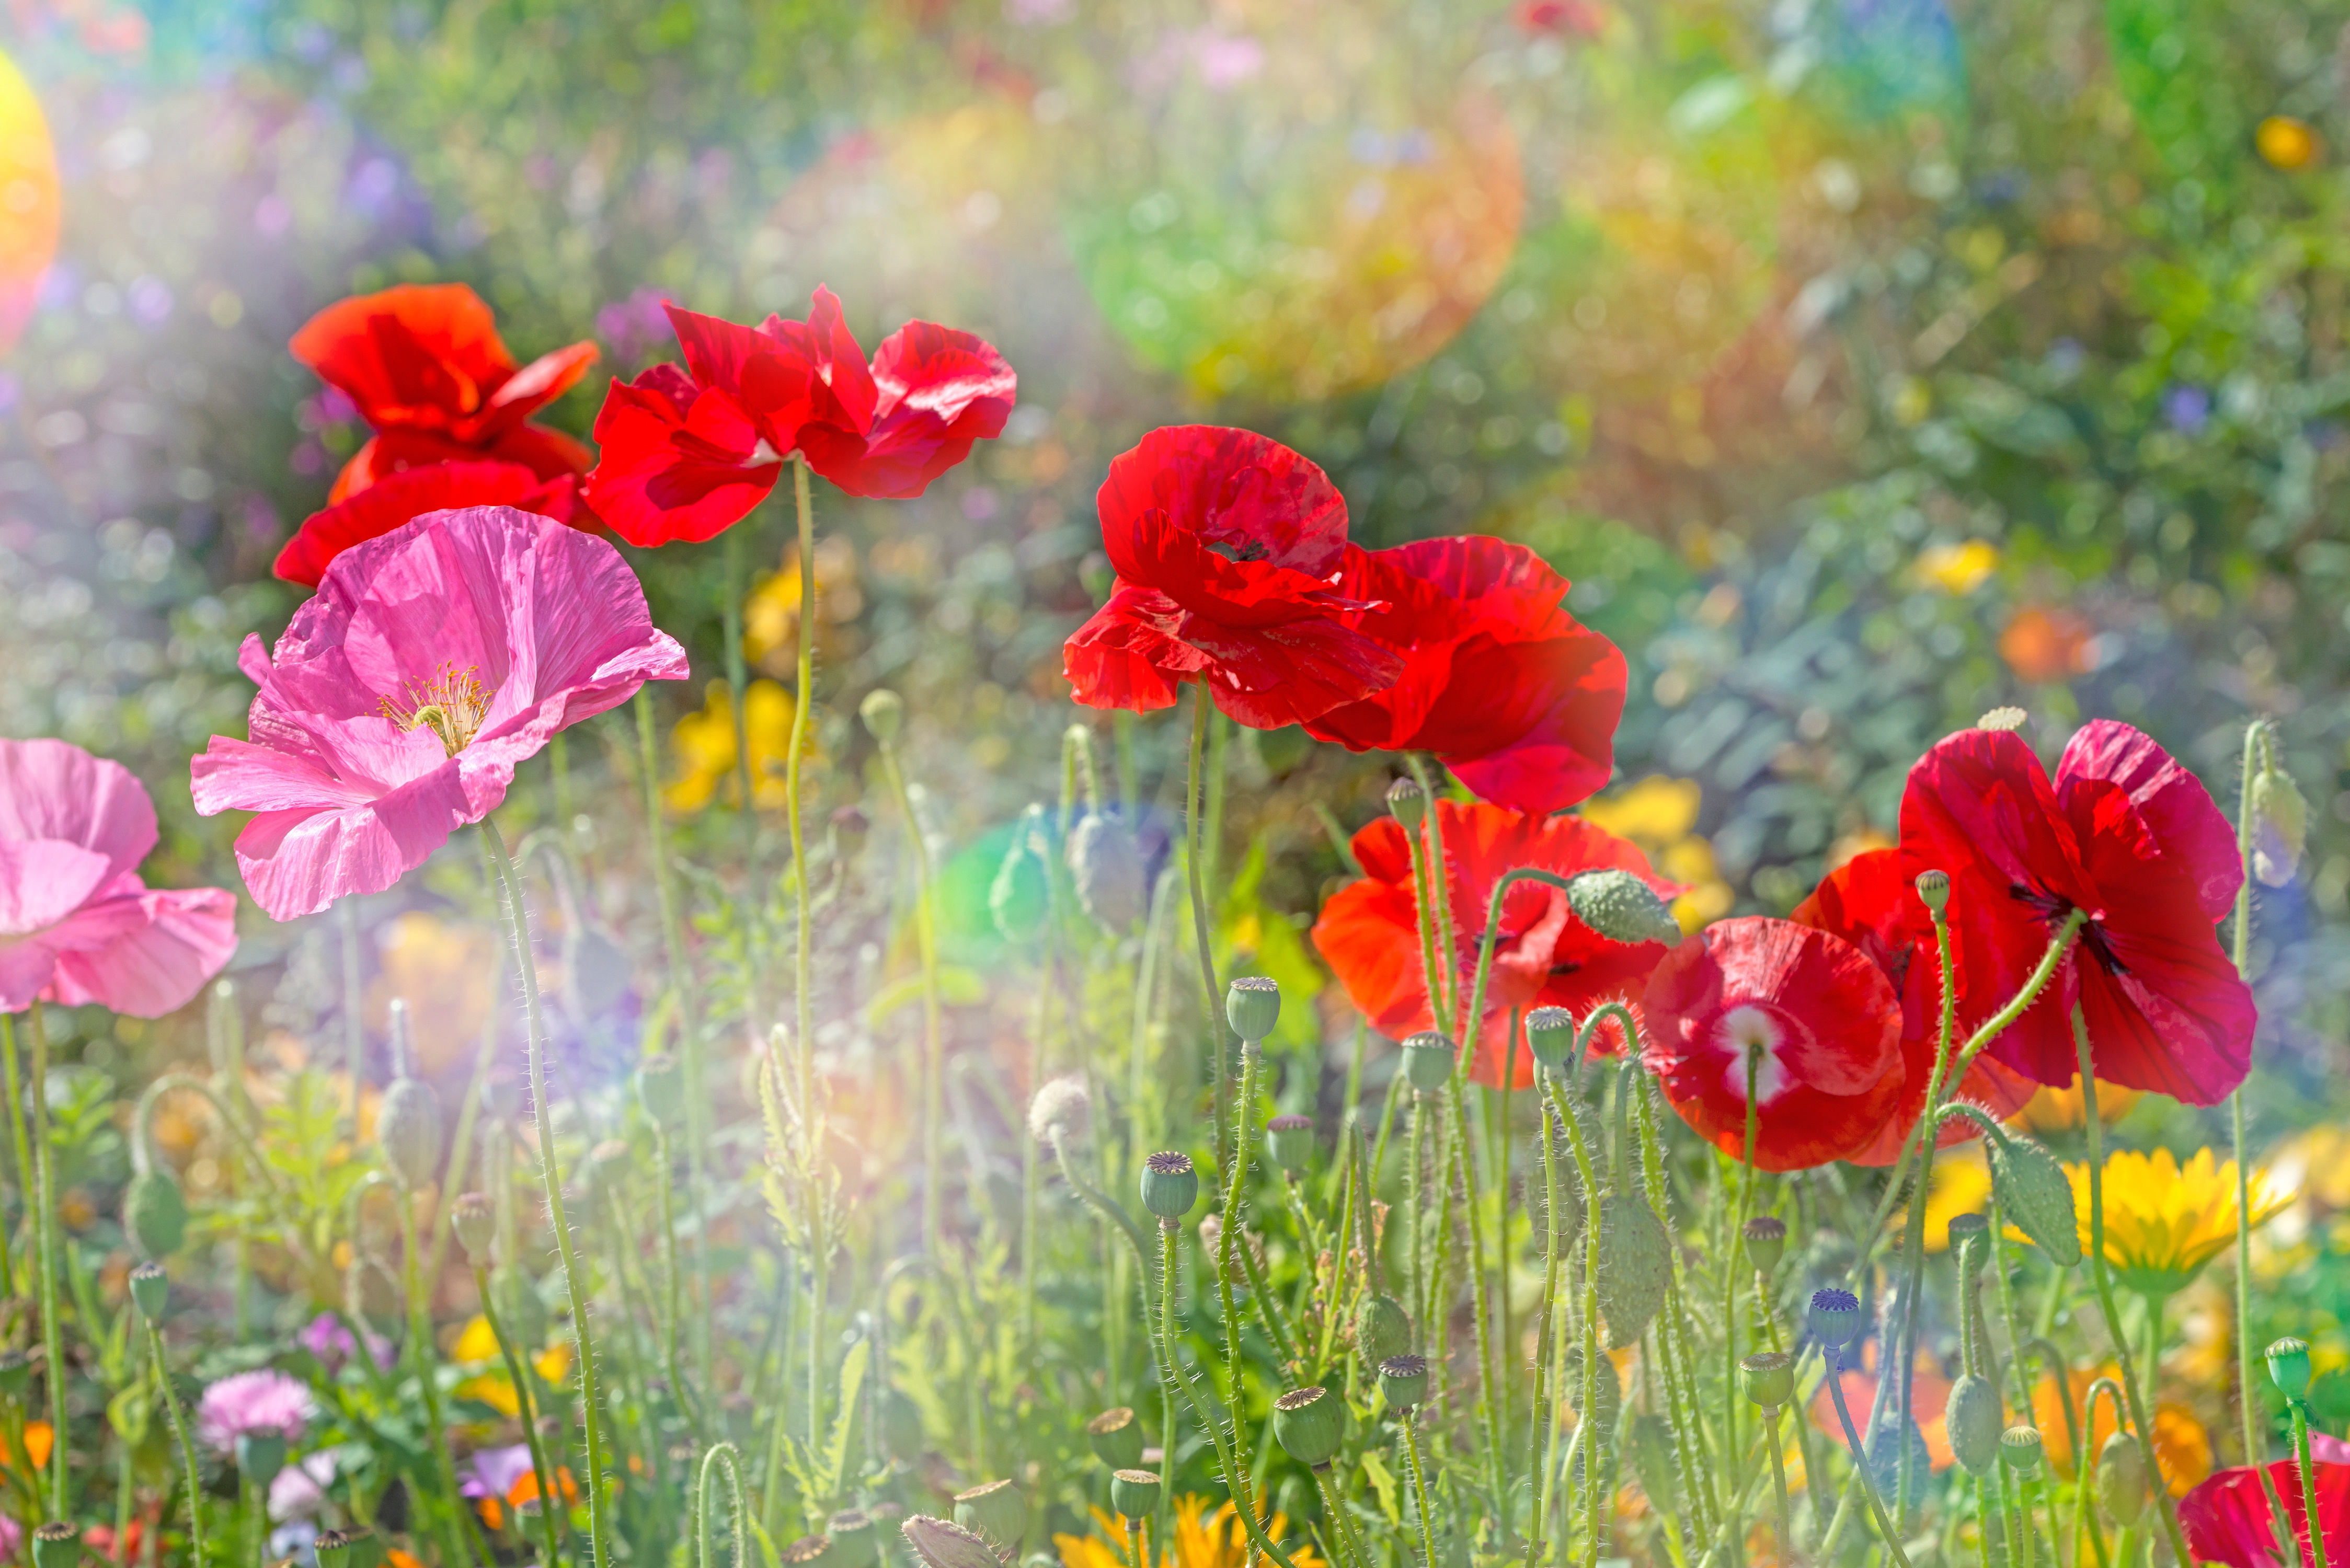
1310, 799, 1678, 1087
1063, 426, 1404, 729
1793, 848, 2036, 1166
273, 460, 584, 587
290, 284, 599, 500
2181, 1444, 2350, 1568
1897, 721, 2253, 1106
1304, 537, 1626, 812
1641, 917, 1907, 1171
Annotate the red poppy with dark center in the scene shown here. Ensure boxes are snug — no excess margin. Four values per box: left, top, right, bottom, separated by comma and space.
1063, 425, 1404, 729
1641, 917, 1906, 1171
290, 284, 599, 501
1304, 536, 1626, 812
273, 460, 584, 587
1897, 721, 2254, 1105
2180, 1440, 2350, 1568
1793, 848, 2036, 1165
1310, 799, 1679, 1088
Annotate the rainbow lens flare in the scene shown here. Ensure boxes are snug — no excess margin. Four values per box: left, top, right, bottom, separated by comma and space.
0, 51, 59, 354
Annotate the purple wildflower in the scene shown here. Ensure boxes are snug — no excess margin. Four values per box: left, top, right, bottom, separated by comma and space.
462, 1444, 537, 1501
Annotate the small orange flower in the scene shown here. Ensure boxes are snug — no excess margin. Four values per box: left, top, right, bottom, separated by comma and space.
2030, 1364, 2214, 1495
1999, 606, 2093, 684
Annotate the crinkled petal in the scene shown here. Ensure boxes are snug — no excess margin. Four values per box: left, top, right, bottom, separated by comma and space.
0, 737, 160, 881
2058, 719, 2242, 922
44, 883, 237, 1017
1061, 587, 1200, 713
0, 839, 116, 938
585, 373, 781, 546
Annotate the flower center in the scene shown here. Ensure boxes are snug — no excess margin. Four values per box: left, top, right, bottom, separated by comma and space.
2009, 883, 2125, 974
379, 663, 491, 758
1716, 1005, 1790, 1103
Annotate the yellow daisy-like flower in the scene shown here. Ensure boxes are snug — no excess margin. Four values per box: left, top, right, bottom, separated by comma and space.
667, 678, 807, 813
2008, 1075, 2139, 1133
1056, 1496, 1323, 1568
452, 1315, 576, 1417
1900, 1148, 1993, 1254
2068, 1147, 2287, 1298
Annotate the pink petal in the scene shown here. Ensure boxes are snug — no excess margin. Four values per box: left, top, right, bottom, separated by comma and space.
44, 883, 238, 1017
0, 738, 159, 883
0, 840, 117, 938
230, 761, 479, 923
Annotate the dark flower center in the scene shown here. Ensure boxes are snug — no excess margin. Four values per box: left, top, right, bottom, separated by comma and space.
2009, 883, 2125, 975
1205, 537, 1270, 563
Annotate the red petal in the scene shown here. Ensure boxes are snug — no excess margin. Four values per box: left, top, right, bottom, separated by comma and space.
475, 340, 601, 437
1098, 426, 1351, 583
290, 284, 515, 432
275, 460, 555, 586
1060, 587, 1202, 713
2057, 719, 2242, 922
583, 373, 779, 547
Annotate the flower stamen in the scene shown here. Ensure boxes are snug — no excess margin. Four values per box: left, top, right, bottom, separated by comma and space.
379, 663, 491, 758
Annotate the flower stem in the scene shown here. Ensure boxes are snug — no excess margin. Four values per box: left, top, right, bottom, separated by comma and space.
340, 896, 365, 1133
1442, 1078, 1507, 1526
1213, 1042, 1263, 1477
695, 1442, 747, 1568
146, 1322, 204, 1568
400, 1184, 484, 1568
1398, 799, 1452, 1042
25, 1003, 66, 1518
1400, 1416, 1441, 1568
2292, 1401, 2331, 1568
1404, 756, 1459, 1030
1764, 1405, 1795, 1566
1521, 1076, 1568, 1568
483, 821, 610, 1568
783, 455, 823, 1200
1183, 685, 1229, 1176
1542, 1071, 1607, 1568
474, 1263, 561, 1568
1825, 1349, 1916, 1568
721, 522, 758, 869
874, 731, 942, 1256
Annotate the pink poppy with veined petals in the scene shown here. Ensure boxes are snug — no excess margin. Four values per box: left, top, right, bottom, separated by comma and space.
0, 739, 237, 1018
191, 505, 689, 921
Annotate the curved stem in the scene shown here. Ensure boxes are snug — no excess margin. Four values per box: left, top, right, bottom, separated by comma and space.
147, 1323, 204, 1568
1184, 686, 1229, 1176
1824, 1350, 1916, 1568
696, 1441, 748, 1568
474, 1264, 561, 1568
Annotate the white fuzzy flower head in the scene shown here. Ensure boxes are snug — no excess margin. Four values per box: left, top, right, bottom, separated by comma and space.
1027, 1075, 1091, 1145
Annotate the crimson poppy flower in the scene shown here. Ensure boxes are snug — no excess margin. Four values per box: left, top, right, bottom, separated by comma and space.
274, 460, 584, 587
2181, 1443, 2350, 1568
1793, 848, 2036, 1166
1641, 916, 1907, 1171
1897, 721, 2254, 1106
1303, 536, 1626, 811
1310, 798, 1678, 1087
290, 284, 598, 501
1063, 426, 1404, 729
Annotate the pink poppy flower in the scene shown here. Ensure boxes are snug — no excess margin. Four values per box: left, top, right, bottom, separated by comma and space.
0, 740, 237, 1017
191, 506, 689, 921
196, 1369, 314, 1454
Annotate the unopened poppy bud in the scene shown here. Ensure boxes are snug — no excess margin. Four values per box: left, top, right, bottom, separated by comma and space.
1986, 1131, 2081, 1266
1068, 812, 1147, 932
1809, 1287, 1862, 1349
829, 1512, 879, 1568
1565, 868, 1683, 947
2097, 1432, 2148, 1522
2267, 1336, 2314, 1401
1355, 1294, 1411, 1370
859, 689, 905, 746
989, 810, 1048, 943
124, 1168, 188, 1261
1273, 1385, 1345, 1469
379, 1075, 444, 1190
1739, 1351, 1793, 1409
1109, 1470, 1161, 1523
1385, 776, 1425, 830
1027, 1076, 1091, 1146
129, 1261, 169, 1323
1265, 1114, 1314, 1174
1085, 1407, 1144, 1469
1915, 869, 1951, 914
1597, 1190, 1669, 1349
2001, 1426, 2046, 1479
783, 1536, 838, 1568
31, 1523, 76, 1568
1401, 1031, 1455, 1094
900, 1517, 997, 1568
636, 1052, 685, 1128
1226, 976, 1281, 1044
236, 1428, 288, 1488
1947, 1373, 2003, 1475
829, 805, 871, 863
952, 1480, 1024, 1555
451, 1192, 496, 1265
2252, 763, 2310, 887
1527, 1006, 1576, 1071
1140, 1151, 1198, 1219
1742, 1215, 1786, 1276
1378, 1353, 1430, 1411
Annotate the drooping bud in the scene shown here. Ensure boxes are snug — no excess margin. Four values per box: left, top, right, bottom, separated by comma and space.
1946, 1373, 2003, 1475
1085, 1407, 1144, 1470
1947, 1211, 1990, 1272
829, 1512, 880, 1568
1401, 1032, 1455, 1094
1264, 1114, 1314, 1174
1739, 1351, 1794, 1409
1527, 1007, 1576, 1072
124, 1168, 188, 1260
952, 1480, 1024, 1556
1225, 977, 1281, 1044
2096, 1432, 2148, 1523
2251, 758, 2310, 889
1565, 869, 1683, 947
1378, 1353, 1430, 1411
1354, 1294, 1411, 1370
129, 1262, 169, 1323
1808, 1288, 1862, 1349
2267, 1336, 2314, 1401
859, 689, 905, 747
1140, 1151, 1198, 1219
1109, 1470, 1162, 1523
31, 1524, 77, 1568
1027, 1077, 1091, 1147
346, 1253, 400, 1327
1596, 1190, 1669, 1349
2001, 1426, 2046, 1479
1985, 1131, 2082, 1266
1915, 870, 1951, 915
236, 1428, 289, 1488
1274, 1385, 1345, 1468
451, 1192, 496, 1265
1385, 777, 1425, 831
1742, 1215, 1787, 1276
1068, 813, 1147, 932
901, 1517, 998, 1568
379, 1075, 445, 1190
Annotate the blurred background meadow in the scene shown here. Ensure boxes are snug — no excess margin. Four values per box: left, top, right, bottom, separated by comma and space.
8, 0, 2350, 1552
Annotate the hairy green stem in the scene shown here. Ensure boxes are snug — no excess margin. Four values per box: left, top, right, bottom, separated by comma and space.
2292, 1402, 2332, 1568
1825, 1350, 1916, 1568
474, 1262, 561, 1568
1152, 1222, 1299, 1568
696, 1442, 748, 1568
1184, 686, 1229, 1177
147, 1321, 205, 1568
1400, 1416, 1441, 1568
400, 1188, 482, 1568
24, 1005, 65, 1518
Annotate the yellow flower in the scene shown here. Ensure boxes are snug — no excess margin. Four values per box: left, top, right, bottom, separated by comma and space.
366, 913, 496, 1075
1056, 1496, 1322, 1568
667, 678, 806, 813
2009, 1075, 2139, 1133
452, 1311, 575, 1416
1583, 776, 1700, 844
2257, 115, 2320, 171
2267, 1125, 2350, 1214
743, 537, 862, 675
1915, 540, 2000, 595
1893, 1147, 1992, 1253
2069, 1148, 2287, 1298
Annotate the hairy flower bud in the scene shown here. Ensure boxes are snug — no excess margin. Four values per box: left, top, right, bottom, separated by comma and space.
1140, 1151, 1198, 1219
1109, 1471, 1161, 1523
1947, 1373, 2003, 1475
1225, 976, 1281, 1044
989, 807, 1048, 943
1985, 1131, 2081, 1266
1085, 1408, 1144, 1470
952, 1480, 1024, 1556
1597, 1189, 1669, 1350
1378, 1354, 1430, 1411
1068, 813, 1146, 932
1264, 1114, 1313, 1174
379, 1075, 445, 1190
1273, 1385, 1344, 1469
859, 689, 905, 747
124, 1167, 188, 1261
2252, 763, 2310, 888
1027, 1076, 1091, 1147
1401, 1032, 1455, 1094
2097, 1432, 2148, 1523
1526, 1006, 1576, 1072
1385, 776, 1425, 830
1565, 868, 1683, 947
451, 1192, 496, 1265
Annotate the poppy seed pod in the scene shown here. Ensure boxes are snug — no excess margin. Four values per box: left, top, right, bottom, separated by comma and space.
1378, 1354, 1431, 1411
1273, 1385, 1345, 1469
314, 1530, 368, 1568
1527, 1006, 1576, 1071
1068, 813, 1147, 932
2097, 1432, 2148, 1523
1109, 1470, 1162, 1523
829, 1512, 879, 1568
1085, 1407, 1144, 1470
1564, 868, 1683, 947
1264, 1114, 1314, 1174
1986, 1132, 2082, 1267
124, 1167, 188, 1260
1915, 869, 1951, 915
451, 1191, 496, 1265
635, 1053, 685, 1128
1354, 1294, 1411, 1370
1140, 1151, 1199, 1219
859, 689, 905, 747
1026, 1077, 1091, 1147
236, 1428, 289, 1488
1401, 1031, 1455, 1093
2001, 1426, 2046, 1479
829, 805, 871, 864
1946, 1373, 2003, 1476
1385, 776, 1425, 830
1947, 1212, 1989, 1274
1739, 1351, 1794, 1409
2267, 1336, 2314, 1401
31, 1524, 77, 1568
1742, 1215, 1787, 1276
1808, 1288, 1862, 1349
952, 1480, 1024, 1554
0, 1352, 30, 1402
2251, 762, 2310, 888
129, 1261, 169, 1323
379, 1074, 444, 1190
900, 1517, 999, 1568
1226, 977, 1281, 1044
1596, 1190, 1669, 1350
782, 1536, 838, 1568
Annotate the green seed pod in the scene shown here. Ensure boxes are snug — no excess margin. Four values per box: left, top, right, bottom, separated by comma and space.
1742, 1215, 1786, 1277
379, 1075, 444, 1190
1109, 1470, 1162, 1523
783, 1536, 839, 1568
1946, 1373, 2004, 1476
2251, 762, 2310, 889
1355, 1294, 1411, 1370
953, 1480, 1025, 1555
635, 1053, 685, 1129
1226, 977, 1281, 1044
1378, 1353, 1431, 1411
1402, 1032, 1455, 1094
346, 1253, 400, 1327
1808, 1288, 1862, 1349
1596, 1189, 1669, 1350
1986, 1132, 2082, 1267
124, 1167, 188, 1261
236, 1429, 288, 1488
1264, 1114, 1314, 1174
450, 1191, 496, 1266
2001, 1426, 2046, 1479
2267, 1336, 2314, 1402
2096, 1432, 2148, 1523
1527, 1007, 1576, 1072
829, 805, 872, 866
1740, 1351, 1794, 1409
1915, 869, 1951, 915
31, 1523, 77, 1568
1564, 868, 1683, 947
829, 1513, 880, 1568
1385, 776, 1425, 830
128, 1261, 169, 1323
1140, 1151, 1198, 1219
1068, 813, 1146, 932
1085, 1407, 1144, 1470
859, 689, 905, 747
314, 1529, 367, 1568
1273, 1385, 1345, 1468
344, 1528, 385, 1568
0, 1351, 30, 1402
901, 1517, 1000, 1568
1947, 1212, 1989, 1265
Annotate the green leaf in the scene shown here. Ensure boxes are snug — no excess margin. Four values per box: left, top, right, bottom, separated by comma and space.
1360, 1448, 1401, 1528
748, 1518, 786, 1568
866, 967, 987, 1028
821, 1335, 870, 1503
